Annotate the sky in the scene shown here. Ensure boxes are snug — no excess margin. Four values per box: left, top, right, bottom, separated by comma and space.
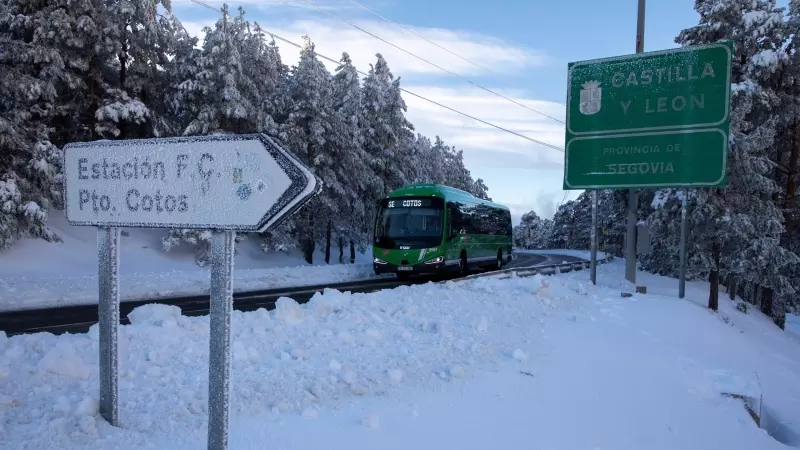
170, 0, 702, 223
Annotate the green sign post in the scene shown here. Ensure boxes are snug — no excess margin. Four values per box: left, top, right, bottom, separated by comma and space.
563, 41, 733, 189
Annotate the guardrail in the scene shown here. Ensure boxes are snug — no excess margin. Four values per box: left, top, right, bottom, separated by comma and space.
0, 253, 614, 336
458, 252, 615, 282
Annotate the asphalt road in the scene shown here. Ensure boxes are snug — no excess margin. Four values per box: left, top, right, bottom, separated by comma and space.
506, 251, 587, 269
505, 252, 547, 268
0, 251, 589, 336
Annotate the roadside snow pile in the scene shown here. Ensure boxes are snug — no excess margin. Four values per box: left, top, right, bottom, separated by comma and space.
0, 273, 577, 449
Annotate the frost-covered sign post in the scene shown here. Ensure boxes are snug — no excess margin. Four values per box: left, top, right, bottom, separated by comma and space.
63, 133, 321, 448
563, 39, 733, 293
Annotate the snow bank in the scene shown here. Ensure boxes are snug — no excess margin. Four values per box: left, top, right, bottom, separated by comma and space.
0, 273, 564, 448
0, 216, 381, 312
1, 261, 798, 449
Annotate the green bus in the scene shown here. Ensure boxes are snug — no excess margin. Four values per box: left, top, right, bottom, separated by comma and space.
372, 183, 513, 278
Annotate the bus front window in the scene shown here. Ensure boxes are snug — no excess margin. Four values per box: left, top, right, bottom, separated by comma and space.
374, 197, 444, 248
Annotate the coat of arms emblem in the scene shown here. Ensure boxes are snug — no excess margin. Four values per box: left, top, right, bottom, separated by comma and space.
579, 80, 602, 115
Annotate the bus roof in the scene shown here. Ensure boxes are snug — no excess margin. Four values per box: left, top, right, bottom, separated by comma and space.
385, 183, 510, 211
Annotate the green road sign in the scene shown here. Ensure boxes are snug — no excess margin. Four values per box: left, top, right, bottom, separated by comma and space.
565, 129, 727, 189
563, 41, 733, 190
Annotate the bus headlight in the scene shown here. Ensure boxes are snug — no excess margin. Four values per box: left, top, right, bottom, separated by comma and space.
424, 256, 444, 264
374, 258, 387, 264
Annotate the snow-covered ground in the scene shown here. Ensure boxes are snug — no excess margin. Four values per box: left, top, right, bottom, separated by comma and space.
1, 259, 798, 449
0, 216, 379, 312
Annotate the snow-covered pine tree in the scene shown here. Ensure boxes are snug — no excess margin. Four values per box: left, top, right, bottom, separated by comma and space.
181, 5, 259, 136
471, 178, 491, 200
165, 5, 266, 264
165, 14, 201, 131
278, 36, 339, 263
238, 21, 284, 136
565, 192, 593, 250
724, 80, 799, 327
640, 190, 710, 279
595, 190, 627, 257
360, 53, 414, 197
513, 210, 543, 249
40, 0, 119, 145
676, 0, 800, 321
0, 2, 65, 247
548, 201, 575, 249
95, 0, 178, 139
330, 52, 375, 262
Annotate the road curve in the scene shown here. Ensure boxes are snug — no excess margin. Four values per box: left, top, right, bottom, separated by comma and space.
0, 251, 589, 337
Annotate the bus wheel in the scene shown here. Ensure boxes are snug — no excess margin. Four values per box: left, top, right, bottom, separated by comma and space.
459, 252, 469, 277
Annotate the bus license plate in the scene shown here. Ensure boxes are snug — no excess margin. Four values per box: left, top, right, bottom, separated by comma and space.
397, 266, 413, 271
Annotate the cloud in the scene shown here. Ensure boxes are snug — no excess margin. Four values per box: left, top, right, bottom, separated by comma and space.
180, 17, 547, 78
399, 85, 565, 171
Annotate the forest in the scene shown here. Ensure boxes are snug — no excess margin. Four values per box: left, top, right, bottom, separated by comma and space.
0, 0, 489, 265
513, 1, 800, 329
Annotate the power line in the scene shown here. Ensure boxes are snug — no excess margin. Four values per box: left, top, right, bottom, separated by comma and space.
299, 0, 567, 126
187, 0, 565, 152
267, 29, 565, 152
345, 0, 494, 74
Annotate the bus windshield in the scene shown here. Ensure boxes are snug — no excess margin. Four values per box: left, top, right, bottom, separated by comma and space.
374, 197, 444, 249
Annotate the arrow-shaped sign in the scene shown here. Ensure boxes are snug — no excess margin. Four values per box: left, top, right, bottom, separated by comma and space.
63, 133, 322, 232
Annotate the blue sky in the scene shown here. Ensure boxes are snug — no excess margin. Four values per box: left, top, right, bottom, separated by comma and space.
171, 0, 702, 223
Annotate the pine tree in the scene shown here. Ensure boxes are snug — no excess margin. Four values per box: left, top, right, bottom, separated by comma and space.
165, 5, 276, 264
0, 0, 67, 247
360, 53, 414, 197
278, 36, 339, 263
330, 52, 375, 261
95, 0, 178, 139
676, 0, 800, 321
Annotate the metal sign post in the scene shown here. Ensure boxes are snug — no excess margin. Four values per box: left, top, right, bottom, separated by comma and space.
207, 230, 235, 450
679, 188, 689, 298
63, 133, 322, 450
97, 226, 120, 426
590, 190, 598, 285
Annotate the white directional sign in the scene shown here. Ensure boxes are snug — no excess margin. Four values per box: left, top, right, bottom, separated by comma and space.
63, 133, 321, 232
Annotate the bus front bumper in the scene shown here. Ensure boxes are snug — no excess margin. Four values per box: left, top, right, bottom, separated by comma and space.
373, 260, 447, 275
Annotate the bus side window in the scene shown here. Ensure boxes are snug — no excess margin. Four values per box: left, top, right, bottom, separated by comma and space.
446, 202, 455, 240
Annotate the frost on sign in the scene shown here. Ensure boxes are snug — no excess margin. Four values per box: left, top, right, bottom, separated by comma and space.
63, 134, 321, 232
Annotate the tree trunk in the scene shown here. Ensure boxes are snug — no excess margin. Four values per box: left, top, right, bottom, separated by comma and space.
349, 240, 356, 264
708, 242, 721, 311
338, 236, 345, 264
761, 287, 774, 317
325, 221, 332, 264
88, 58, 101, 140
786, 120, 799, 236
728, 275, 737, 301
301, 209, 315, 264
118, 46, 129, 140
